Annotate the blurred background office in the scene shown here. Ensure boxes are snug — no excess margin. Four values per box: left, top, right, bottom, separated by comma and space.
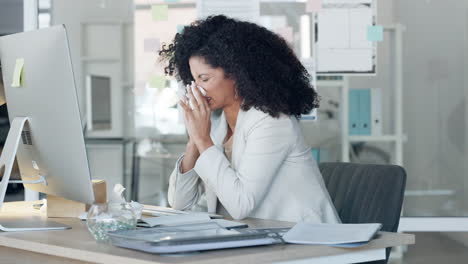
0, 0, 467, 263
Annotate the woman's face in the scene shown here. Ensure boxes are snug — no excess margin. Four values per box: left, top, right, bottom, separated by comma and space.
188, 56, 237, 111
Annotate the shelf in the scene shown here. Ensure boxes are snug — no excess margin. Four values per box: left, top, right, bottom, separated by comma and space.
316, 80, 346, 87
348, 135, 400, 142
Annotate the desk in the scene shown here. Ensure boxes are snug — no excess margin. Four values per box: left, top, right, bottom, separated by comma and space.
0, 201, 414, 264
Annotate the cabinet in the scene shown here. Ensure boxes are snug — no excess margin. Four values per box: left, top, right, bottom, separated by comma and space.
317, 24, 406, 166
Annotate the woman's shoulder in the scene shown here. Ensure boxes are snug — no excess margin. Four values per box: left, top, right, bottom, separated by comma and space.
240, 108, 298, 135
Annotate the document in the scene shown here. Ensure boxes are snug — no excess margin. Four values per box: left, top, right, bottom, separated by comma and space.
138, 215, 247, 229
142, 205, 223, 219
139, 214, 211, 228
198, 0, 260, 23
282, 222, 382, 246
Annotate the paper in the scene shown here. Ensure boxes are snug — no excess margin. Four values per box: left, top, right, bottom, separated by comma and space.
149, 76, 166, 89
317, 48, 373, 72
282, 222, 382, 245
367, 25, 383, 42
151, 5, 169, 21
350, 8, 373, 48
306, 0, 322, 13
316, 5, 376, 73
109, 184, 126, 203
11, 58, 25, 87
164, 0, 179, 3
318, 9, 349, 49
198, 0, 260, 23
144, 38, 160, 53
212, 219, 248, 229
139, 213, 211, 227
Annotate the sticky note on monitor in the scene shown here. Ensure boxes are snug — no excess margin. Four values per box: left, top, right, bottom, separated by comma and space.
367, 25, 383, 42
306, 0, 322, 13
151, 5, 169, 21
149, 76, 167, 89
11, 58, 25, 88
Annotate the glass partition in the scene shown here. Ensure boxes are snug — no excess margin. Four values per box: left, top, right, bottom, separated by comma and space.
34, 0, 468, 222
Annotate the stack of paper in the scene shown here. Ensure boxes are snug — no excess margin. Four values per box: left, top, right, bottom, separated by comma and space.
138, 214, 248, 229
142, 206, 223, 219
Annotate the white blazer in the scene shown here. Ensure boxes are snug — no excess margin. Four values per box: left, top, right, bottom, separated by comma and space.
168, 108, 340, 223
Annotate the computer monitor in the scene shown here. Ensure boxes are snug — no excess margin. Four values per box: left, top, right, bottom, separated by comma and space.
0, 25, 95, 231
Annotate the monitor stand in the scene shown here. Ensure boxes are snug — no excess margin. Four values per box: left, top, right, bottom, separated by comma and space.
0, 117, 70, 231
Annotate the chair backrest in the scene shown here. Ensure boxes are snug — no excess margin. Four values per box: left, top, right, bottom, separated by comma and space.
319, 162, 407, 263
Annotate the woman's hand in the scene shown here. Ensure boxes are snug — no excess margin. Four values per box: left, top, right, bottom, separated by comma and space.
180, 82, 214, 154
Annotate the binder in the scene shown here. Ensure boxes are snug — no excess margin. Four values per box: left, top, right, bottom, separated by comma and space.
358, 89, 371, 135
349, 90, 360, 135
348, 89, 372, 135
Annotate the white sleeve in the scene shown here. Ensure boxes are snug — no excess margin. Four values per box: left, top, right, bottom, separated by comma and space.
167, 154, 202, 210
194, 117, 294, 219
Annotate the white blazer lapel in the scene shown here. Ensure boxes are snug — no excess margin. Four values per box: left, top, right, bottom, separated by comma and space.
205, 111, 228, 213
231, 109, 246, 169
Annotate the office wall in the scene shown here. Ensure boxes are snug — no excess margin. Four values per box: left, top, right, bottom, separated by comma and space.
343, 0, 467, 217
51, 0, 135, 195
51, 0, 134, 138
394, 0, 468, 217
300, 1, 395, 160
0, 0, 23, 35
49, 1, 468, 213
330, 0, 468, 219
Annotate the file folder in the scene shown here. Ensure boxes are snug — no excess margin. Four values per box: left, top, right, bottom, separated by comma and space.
359, 89, 371, 135
349, 90, 360, 135
349, 89, 372, 135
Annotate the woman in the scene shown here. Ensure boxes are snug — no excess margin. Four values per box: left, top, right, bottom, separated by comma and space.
159, 15, 340, 223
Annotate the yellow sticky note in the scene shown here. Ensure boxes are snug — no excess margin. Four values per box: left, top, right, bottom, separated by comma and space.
11, 58, 24, 87
149, 76, 167, 89
151, 5, 168, 21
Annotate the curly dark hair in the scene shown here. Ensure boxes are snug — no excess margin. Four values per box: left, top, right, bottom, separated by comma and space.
158, 15, 319, 118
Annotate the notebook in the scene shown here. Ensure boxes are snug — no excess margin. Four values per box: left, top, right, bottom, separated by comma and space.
282, 222, 382, 247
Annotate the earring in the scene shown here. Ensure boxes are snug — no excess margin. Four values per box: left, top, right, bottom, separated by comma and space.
234, 89, 239, 100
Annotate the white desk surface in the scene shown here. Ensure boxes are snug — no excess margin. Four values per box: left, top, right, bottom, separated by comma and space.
0, 201, 415, 264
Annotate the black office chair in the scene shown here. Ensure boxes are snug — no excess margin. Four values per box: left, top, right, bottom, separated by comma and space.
319, 162, 407, 264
